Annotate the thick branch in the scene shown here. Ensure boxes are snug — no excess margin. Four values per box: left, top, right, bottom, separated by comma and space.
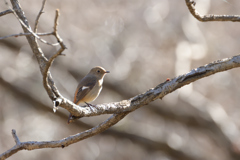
185, 0, 240, 22
65, 55, 240, 121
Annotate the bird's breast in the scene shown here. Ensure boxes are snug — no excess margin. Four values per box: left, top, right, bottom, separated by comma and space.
83, 85, 102, 103
99, 78, 103, 86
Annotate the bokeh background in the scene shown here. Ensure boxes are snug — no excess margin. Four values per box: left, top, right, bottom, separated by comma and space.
1, 0, 240, 159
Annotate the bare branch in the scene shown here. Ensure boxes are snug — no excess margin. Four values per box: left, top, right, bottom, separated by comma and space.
53, 9, 59, 33
185, 0, 240, 22
12, 10, 59, 46
0, 32, 53, 40
65, 55, 240, 122
11, 129, 20, 145
53, 9, 66, 50
34, 0, 46, 32
42, 45, 65, 100
0, 112, 129, 160
0, 9, 13, 17
9, 0, 59, 100
42, 9, 66, 102
5, 0, 59, 46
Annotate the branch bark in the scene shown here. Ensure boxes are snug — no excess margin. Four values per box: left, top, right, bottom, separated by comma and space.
67, 55, 240, 121
0, 32, 53, 40
0, 9, 13, 16
185, 0, 240, 22
0, 113, 129, 160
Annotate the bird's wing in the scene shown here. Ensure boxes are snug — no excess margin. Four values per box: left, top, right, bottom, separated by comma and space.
73, 76, 97, 104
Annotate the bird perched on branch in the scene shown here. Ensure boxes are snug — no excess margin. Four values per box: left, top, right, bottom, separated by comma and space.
68, 66, 110, 123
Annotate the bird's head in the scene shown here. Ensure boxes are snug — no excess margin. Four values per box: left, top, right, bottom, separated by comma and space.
89, 66, 110, 79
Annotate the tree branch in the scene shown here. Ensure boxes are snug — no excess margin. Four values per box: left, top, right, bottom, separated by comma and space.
66, 54, 240, 121
0, 9, 13, 17
11, 129, 20, 145
0, 112, 129, 160
42, 9, 66, 103
8, 0, 62, 102
34, 0, 46, 32
0, 32, 53, 40
6, 0, 59, 46
185, 0, 240, 22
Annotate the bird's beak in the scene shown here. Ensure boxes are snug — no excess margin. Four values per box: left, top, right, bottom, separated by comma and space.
105, 71, 110, 73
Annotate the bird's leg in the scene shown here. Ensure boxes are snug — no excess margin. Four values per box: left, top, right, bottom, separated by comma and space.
68, 102, 95, 123
67, 113, 72, 124
67, 114, 81, 124
85, 102, 95, 111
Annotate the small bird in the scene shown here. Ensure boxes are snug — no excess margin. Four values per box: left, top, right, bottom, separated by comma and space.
68, 66, 110, 123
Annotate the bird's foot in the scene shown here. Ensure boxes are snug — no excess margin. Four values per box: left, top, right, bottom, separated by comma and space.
85, 102, 95, 111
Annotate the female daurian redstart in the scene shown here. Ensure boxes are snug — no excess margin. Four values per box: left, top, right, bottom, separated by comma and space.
68, 66, 110, 123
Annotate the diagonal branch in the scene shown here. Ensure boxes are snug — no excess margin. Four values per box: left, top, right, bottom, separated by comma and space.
65, 55, 240, 121
9, 0, 60, 100
42, 9, 66, 101
0, 112, 129, 160
6, 0, 59, 46
185, 0, 240, 22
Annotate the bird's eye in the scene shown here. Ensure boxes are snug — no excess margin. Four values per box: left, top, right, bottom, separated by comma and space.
97, 70, 100, 73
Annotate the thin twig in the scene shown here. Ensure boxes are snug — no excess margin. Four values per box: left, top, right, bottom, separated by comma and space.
185, 0, 240, 22
4, 1, 59, 46
42, 9, 66, 101
34, 0, 47, 32
53, 9, 59, 33
11, 130, 20, 145
12, 9, 59, 46
53, 9, 66, 50
0, 32, 53, 40
0, 9, 13, 17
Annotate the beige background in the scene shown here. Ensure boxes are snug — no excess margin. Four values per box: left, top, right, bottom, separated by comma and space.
1, 0, 240, 159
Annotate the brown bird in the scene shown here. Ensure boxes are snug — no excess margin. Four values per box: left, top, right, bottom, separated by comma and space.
68, 66, 109, 123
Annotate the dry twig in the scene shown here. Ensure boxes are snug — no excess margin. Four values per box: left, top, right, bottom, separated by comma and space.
0, 9, 13, 16
1, 0, 58, 46
34, 0, 46, 32
185, 0, 240, 22
0, 32, 53, 40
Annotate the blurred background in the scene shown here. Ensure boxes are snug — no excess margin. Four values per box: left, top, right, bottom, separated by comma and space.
1, 0, 240, 159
